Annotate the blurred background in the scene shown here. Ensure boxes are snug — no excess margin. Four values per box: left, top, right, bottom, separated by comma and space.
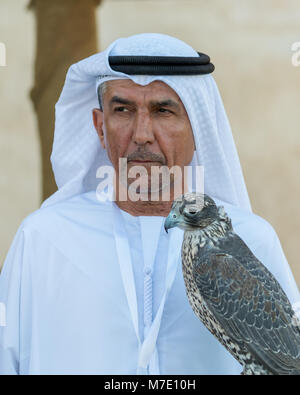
0, 0, 299, 286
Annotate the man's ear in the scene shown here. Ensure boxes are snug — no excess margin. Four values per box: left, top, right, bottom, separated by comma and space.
92, 108, 105, 149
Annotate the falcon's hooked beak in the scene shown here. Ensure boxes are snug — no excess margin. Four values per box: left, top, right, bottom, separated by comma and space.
164, 211, 178, 233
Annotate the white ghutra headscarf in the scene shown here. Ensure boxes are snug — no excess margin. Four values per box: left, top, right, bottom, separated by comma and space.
42, 33, 251, 211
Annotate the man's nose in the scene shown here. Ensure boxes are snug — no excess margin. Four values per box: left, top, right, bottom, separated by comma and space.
132, 111, 155, 145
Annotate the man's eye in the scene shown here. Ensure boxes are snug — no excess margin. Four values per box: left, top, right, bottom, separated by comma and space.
114, 107, 129, 112
158, 108, 171, 113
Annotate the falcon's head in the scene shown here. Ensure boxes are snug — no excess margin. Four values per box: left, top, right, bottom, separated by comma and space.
164, 192, 218, 232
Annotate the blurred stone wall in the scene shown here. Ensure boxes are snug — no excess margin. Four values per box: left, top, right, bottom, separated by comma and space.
0, 0, 40, 266
0, 0, 299, 287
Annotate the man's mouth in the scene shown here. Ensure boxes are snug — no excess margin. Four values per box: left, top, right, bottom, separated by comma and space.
129, 160, 157, 163
126, 151, 166, 165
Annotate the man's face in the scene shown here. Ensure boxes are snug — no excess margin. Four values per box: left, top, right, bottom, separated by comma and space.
92, 79, 195, 195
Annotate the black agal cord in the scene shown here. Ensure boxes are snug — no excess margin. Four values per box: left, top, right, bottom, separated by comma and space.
108, 52, 214, 75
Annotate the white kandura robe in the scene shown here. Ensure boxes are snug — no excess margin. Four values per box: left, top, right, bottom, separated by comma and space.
0, 191, 299, 375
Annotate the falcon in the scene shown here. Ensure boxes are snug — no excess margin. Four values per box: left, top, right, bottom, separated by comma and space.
164, 192, 300, 375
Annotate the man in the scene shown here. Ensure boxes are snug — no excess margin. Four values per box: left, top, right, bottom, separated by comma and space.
0, 33, 299, 374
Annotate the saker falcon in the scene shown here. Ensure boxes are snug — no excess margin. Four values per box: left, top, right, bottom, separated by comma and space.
164, 192, 300, 375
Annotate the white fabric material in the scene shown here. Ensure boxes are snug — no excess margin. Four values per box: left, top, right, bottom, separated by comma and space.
44, 33, 251, 210
113, 201, 183, 374
1, 191, 299, 374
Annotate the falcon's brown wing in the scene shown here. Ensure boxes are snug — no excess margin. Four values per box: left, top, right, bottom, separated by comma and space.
192, 253, 300, 374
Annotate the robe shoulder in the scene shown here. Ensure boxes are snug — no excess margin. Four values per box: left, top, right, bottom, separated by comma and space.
0, 192, 126, 375
20, 191, 113, 240
213, 197, 278, 247
2, 191, 115, 277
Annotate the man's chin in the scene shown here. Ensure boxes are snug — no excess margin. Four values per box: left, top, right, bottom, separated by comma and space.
127, 181, 175, 200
